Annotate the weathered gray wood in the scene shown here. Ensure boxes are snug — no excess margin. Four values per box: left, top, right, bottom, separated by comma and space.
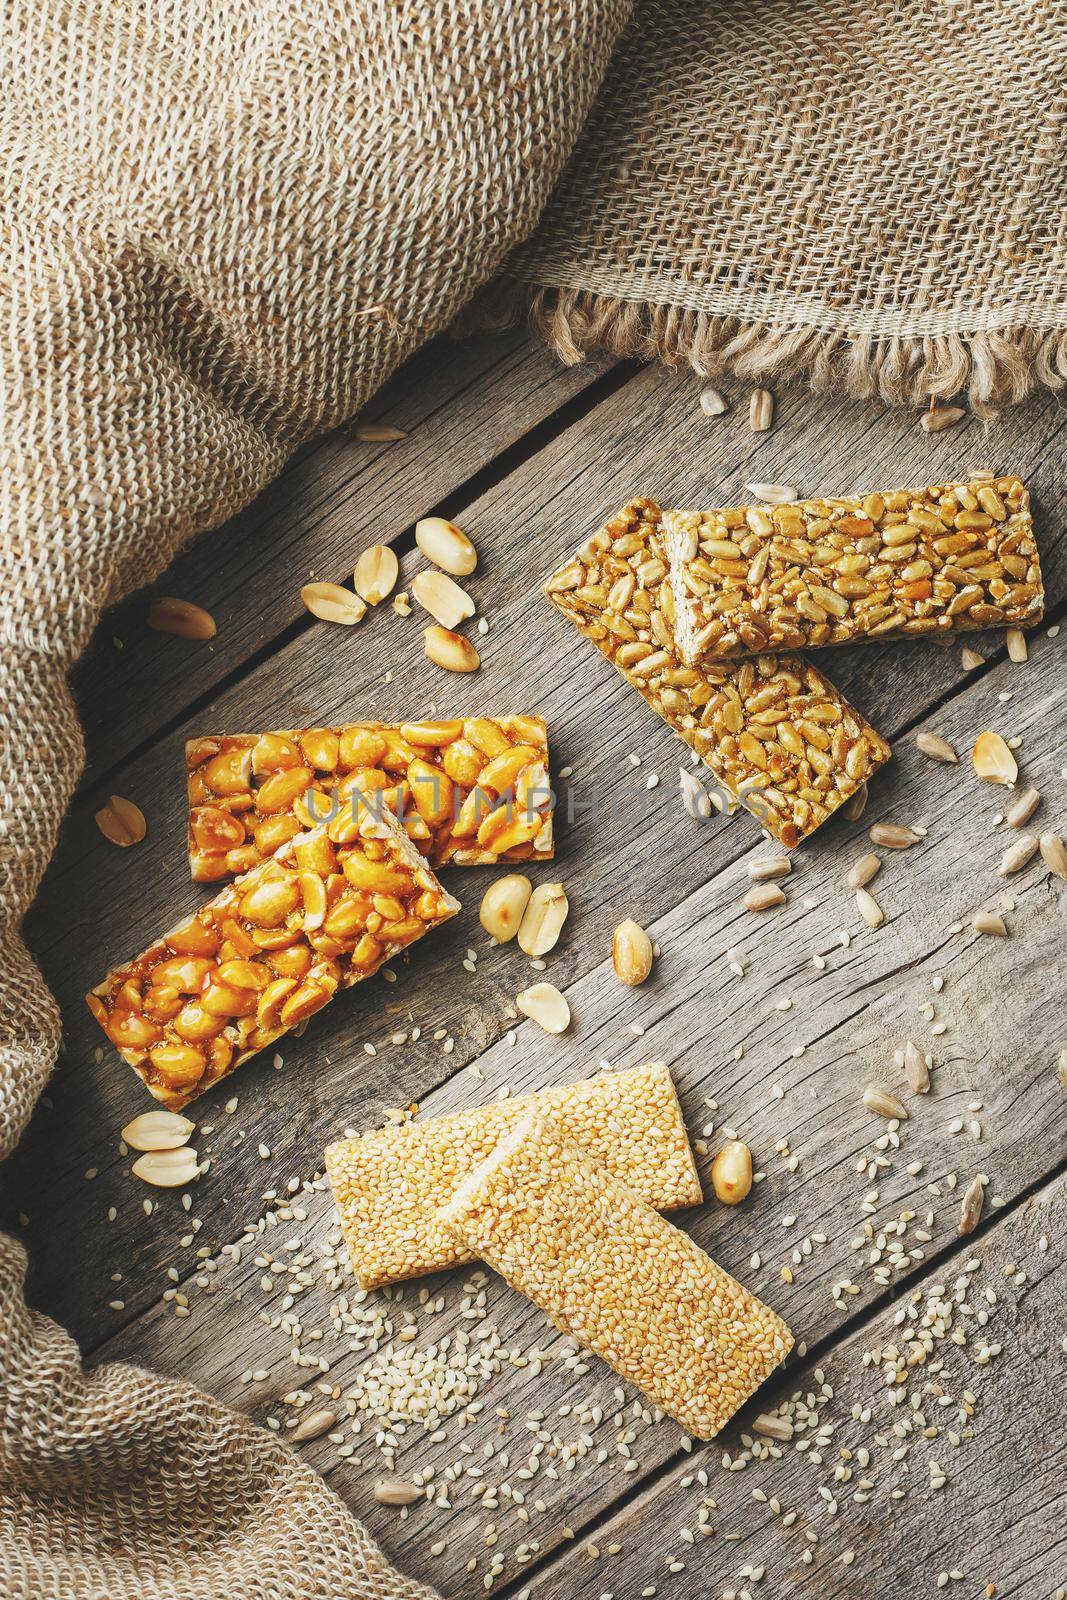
10, 370, 1066, 1352
64, 646, 1067, 1598
72, 328, 618, 781
5, 359, 1067, 1600
509, 1173, 1067, 1600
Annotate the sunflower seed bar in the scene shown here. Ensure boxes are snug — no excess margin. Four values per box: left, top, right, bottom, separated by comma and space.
186, 717, 553, 881
664, 476, 1040, 663
545, 498, 890, 848
325, 1061, 702, 1289
438, 1113, 792, 1440
87, 809, 458, 1110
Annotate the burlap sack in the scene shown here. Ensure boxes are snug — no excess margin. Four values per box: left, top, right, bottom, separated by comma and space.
3, 0, 1065, 1594
0, 3, 629, 1594
495, 0, 1067, 413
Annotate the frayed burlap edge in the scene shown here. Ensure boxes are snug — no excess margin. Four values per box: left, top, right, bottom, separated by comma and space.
470, 281, 1067, 417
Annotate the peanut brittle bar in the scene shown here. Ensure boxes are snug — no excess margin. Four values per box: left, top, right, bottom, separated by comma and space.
664, 475, 1040, 663
88, 809, 459, 1110
438, 1114, 792, 1440
186, 717, 553, 882
545, 498, 891, 848
325, 1061, 702, 1289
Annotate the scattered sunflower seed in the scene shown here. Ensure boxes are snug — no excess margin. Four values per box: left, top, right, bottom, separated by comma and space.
744, 883, 787, 912
855, 887, 884, 928
1005, 788, 1041, 827
916, 731, 958, 764
862, 1085, 908, 1120
920, 403, 965, 433
747, 856, 791, 882
846, 853, 881, 889
997, 834, 1039, 876
869, 822, 920, 849
1006, 627, 1028, 663
748, 389, 774, 432
745, 482, 797, 505
958, 1176, 985, 1234
373, 1477, 421, 1506
902, 1040, 930, 1095
972, 911, 1008, 937
1039, 832, 1067, 880
291, 1407, 337, 1442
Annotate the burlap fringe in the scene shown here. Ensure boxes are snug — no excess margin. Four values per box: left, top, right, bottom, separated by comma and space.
472, 281, 1067, 416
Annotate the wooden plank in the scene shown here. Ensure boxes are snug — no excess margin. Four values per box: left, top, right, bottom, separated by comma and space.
9, 370, 1066, 1349
39, 653, 1067, 1595
507, 1172, 1067, 1600
72, 329, 619, 781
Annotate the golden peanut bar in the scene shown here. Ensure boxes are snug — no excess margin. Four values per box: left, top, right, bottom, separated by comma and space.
87, 809, 459, 1111
545, 498, 891, 848
325, 1061, 702, 1290
664, 476, 1041, 664
186, 717, 553, 882
439, 1114, 792, 1440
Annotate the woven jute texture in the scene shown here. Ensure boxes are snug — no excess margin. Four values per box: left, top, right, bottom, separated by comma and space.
0, 1, 629, 1594
492, 0, 1067, 413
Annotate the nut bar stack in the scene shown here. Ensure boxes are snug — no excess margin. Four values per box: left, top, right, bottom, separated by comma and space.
87, 808, 459, 1110
439, 1114, 792, 1440
325, 1062, 702, 1289
664, 475, 1041, 663
187, 716, 553, 881
545, 497, 891, 848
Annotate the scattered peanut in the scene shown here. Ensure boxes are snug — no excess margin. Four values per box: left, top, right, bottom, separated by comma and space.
972, 731, 1017, 786
423, 625, 480, 673
411, 569, 476, 629
479, 875, 533, 943
415, 516, 478, 576
121, 1111, 194, 1152
147, 597, 217, 640
711, 1140, 753, 1204
517, 883, 569, 958
353, 545, 399, 606
95, 795, 147, 848
713, 1145, 755, 1203
612, 919, 654, 986
131, 1147, 200, 1187
300, 582, 367, 625
515, 982, 570, 1034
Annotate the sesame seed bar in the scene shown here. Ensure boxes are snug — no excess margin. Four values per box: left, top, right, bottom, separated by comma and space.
438, 1113, 792, 1440
544, 498, 891, 849
325, 1062, 702, 1290
664, 476, 1041, 664
87, 809, 459, 1110
186, 717, 553, 882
